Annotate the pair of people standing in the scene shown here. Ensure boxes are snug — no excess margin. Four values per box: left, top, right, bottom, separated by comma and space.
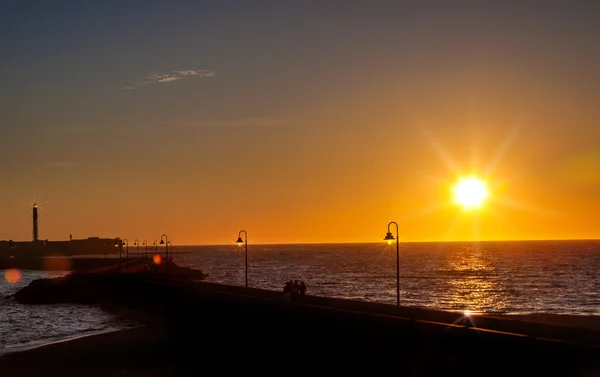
283, 280, 306, 302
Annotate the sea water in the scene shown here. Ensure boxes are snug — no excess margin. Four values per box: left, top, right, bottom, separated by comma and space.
174, 240, 600, 315
0, 270, 137, 356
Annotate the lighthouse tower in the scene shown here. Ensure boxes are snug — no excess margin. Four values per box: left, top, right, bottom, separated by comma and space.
33, 203, 39, 242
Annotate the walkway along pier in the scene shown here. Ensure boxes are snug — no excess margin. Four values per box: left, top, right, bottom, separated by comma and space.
4, 263, 600, 375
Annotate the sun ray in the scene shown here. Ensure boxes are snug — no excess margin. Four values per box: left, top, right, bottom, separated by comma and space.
494, 196, 556, 217
419, 125, 460, 174
400, 201, 448, 223
409, 116, 545, 242
483, 125, 521, 178
469, 126, 480, 172
412, 170, 450, 186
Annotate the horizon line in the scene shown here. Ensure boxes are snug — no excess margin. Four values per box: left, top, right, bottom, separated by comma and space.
3, 237, 598, 246
158, 237, 600, 247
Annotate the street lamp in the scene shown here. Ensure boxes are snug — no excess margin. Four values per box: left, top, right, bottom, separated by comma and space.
159, 234, 168, 271
114, 238, 122, 269
143, 240, 148, 259
153, 241, 158, 256
236, 230, 248, 288
122, 238, 129, 264
384, 221, 400, 306
134, 239, 140, 259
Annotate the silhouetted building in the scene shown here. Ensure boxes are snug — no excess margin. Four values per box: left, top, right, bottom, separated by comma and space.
0, 205, 118, 257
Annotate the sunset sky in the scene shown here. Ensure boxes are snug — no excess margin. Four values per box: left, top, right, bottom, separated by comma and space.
1, 1, 598, 245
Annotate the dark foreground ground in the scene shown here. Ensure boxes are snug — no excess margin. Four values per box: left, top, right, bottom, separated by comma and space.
2, 272, 600, 376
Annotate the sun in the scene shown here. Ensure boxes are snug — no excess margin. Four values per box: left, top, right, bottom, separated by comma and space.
452, 177, 489, 210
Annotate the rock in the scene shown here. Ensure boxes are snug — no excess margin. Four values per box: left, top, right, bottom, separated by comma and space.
11, 263, 206, 305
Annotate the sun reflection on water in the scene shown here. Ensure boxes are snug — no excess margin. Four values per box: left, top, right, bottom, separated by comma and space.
436, 244, 509, 313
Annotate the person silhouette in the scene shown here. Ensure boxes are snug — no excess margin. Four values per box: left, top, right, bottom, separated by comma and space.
299, 281, 306, 302
283, 281, 290, 302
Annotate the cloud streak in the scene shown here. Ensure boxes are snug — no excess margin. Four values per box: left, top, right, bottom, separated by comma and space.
161, 117, 303, 129
45, 161, 81, 167
123, 69, 215, 90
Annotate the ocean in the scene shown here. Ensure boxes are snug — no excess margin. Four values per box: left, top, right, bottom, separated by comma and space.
0, 269, 137, 356
1, 240, 599, 355
172, 240, 600, 315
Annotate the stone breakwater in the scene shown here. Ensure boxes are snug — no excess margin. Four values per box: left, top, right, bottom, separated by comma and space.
10, 263, 207, 306
6, 267, 600, 375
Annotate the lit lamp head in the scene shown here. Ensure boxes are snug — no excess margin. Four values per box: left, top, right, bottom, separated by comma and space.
384, 232, 395, 245
236, 237, 243, 246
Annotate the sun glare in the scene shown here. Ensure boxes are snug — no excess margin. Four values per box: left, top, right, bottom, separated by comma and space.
452, 177, 489, 210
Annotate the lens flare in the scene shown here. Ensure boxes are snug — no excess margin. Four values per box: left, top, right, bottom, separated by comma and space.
5, 269, 21, 284
153, 254, 162, 265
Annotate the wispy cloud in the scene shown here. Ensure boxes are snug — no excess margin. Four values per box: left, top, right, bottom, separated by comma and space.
123, 69, 215, 90
47, 126, 133, 135
45, 161, 81, 167
161, 117, 303, 129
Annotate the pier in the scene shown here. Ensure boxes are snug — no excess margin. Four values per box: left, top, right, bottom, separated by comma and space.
2, 263, 599, 375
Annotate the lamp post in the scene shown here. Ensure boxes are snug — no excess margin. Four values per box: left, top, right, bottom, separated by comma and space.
114, 238, 122, 270
236, 230, 248, 288
159, 234, 168, 271
153, 241, 158, 256
133, 239, 140, 259
122, 238, 129, 265
384, 221, 400, 306
143, 240, 148, 259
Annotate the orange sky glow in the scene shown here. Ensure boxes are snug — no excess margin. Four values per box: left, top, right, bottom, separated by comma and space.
1, 3, 598, 245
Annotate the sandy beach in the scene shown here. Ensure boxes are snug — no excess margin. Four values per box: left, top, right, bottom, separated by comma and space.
0, 326, 183, 377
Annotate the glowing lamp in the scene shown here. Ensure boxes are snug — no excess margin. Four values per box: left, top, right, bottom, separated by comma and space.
384, 232, 395, 245
384, 221, 400, 306
236, 237, 243, 245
